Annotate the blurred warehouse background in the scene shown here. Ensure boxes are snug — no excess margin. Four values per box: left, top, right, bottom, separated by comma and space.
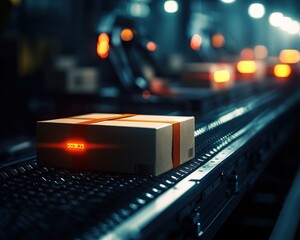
1, 0, 300, 140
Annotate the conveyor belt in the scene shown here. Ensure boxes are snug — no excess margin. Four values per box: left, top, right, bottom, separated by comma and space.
102, 88, 300, 240
0, 88, 299, 240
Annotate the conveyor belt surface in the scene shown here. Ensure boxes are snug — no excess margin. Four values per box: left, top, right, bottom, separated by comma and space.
0, 88, 299, 240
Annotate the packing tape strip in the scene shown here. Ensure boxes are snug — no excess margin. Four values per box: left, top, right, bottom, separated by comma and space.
72, 114, 180, 168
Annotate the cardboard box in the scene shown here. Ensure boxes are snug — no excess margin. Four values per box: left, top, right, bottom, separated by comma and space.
36, 113, 195, 175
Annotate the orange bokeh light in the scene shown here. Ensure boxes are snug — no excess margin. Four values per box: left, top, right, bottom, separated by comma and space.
279, 49, 300, 64
237, 60, 257, 74
274, 64, 292, 78
240, 48, 254, 60
98, 33, 109, 42
97, 33, 110, 59
212, 34, 225, 48
190, 34, 202, 51
121, 28, 134, 42
146, 41, 157, 51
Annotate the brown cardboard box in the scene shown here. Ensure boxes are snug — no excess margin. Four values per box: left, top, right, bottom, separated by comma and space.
36, 113, 195, 175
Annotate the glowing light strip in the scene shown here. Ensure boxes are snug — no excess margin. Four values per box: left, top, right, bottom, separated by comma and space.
67, 142, 85, 149
37, 142, 119, 151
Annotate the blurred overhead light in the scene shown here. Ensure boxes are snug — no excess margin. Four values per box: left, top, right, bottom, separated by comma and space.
279, 17, 292, 31
248, 3, 265, 19
274, 64, 292, 78
220, 0, 236, 3
269, 12, 284, 27
190, 34, 202, 51
164, 0, 178, 13
279, 49, 300, 64
286, 20, 300, 35
270, 13, 300, 35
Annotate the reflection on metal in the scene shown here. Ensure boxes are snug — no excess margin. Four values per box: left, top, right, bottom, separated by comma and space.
194, 91, 277, 137
195, 106, 248, 137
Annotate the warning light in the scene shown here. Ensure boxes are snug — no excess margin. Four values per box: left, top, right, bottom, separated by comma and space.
37, 141, 118, 151
274, 64, 292, 78
279, 49, 300, 64
121, 28, 134, 42
213, 70, 231, 83
67, 142, 85, 149
237, 60, 257, 74
146, 41, 157, 51
66, 142, 85, 151
190, 34, 202, 51
97, 33, 110, 59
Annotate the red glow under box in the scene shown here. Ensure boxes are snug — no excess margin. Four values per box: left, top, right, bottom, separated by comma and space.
36, 113, 195, 175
